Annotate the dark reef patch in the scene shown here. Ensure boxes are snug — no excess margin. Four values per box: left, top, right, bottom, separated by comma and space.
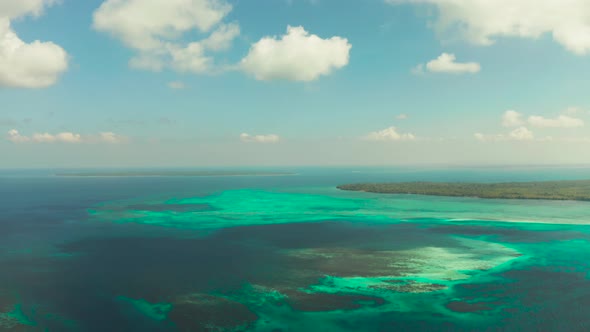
429, 224, 588, 244
56, 236, 285, 300
445, 301, 493, 313
168, 294, 258, 332
284, 291, 386, 312
448, 267, 590, 331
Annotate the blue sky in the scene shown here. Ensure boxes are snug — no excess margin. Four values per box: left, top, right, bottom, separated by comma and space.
1, 0, 590, 167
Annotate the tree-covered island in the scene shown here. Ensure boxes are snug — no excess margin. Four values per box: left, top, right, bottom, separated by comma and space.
337, 180, 590, 201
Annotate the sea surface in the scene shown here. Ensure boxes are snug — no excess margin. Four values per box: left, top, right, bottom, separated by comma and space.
2, 166, 590, 331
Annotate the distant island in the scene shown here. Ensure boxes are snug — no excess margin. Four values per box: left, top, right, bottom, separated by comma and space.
337, 180, 590, 201
56, 170, 295, 177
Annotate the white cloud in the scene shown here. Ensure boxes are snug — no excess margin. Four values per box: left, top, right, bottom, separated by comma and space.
0, 0, 58, 20
93, 0, 237, 74
500, 110, 584, 129
168, 42, 214, 74
364, 126, 416, 141
475, 130, 590, 143
7, 129, 30, 143
33, 132, 81, 143
528, 115, 584, 128
386, 0, 590, 55
478, 110, 587, 143
240, 26, 351, 81
9, 130, 82, 143
6, 129, 125, 144
423, 53, 480, 74
240, 133, 280, 143
0, 1, 68, 88
201, 23, 240, 51
475, 127, 534, 142
396, 114, 409, 120
98, 132, 126, 143
93, 0, 231, 50
167, 81, 186, 89
509, 127, 534, 141
502, 110, 524, 127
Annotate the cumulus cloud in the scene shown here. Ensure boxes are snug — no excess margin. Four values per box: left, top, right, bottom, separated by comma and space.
240, 26, 351, 81
475, 127, 534, 142
422, 53, 480, 74
240, 133, 280, 143
386, 0, 590, 55
6, 129, 30, 143
502, 110, 524, 127
6, 129, 126, 144
168, 42, 212, 74
93, 0, 231, 50
364, 126, 416, 141
478, 108, 590, 143
93, 0, 238, 74
528, 115, 584, 128
509, 127, 535, 141
0, 1, 57, 18
500, 110, 584, 129
0, 1, 68, 88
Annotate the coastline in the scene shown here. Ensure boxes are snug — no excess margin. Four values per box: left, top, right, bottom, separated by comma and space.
337, 180, 590, 202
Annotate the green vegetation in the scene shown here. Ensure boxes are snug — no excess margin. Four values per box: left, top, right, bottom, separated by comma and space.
337, 180, 590, 201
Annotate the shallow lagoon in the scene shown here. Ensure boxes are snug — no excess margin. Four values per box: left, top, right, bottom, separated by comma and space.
2, 167, 590, 331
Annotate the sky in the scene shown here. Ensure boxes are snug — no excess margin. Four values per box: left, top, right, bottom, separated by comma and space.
1, 0, 590, 168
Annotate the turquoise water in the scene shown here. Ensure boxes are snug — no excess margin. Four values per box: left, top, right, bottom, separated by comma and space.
92, 186, 590, 227
2, 167, 590, 331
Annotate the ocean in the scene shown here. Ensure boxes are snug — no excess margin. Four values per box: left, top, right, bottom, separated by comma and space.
2, 166, 590, 331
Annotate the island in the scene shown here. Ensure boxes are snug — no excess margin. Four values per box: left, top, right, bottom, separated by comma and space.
337, 180, 590, 201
